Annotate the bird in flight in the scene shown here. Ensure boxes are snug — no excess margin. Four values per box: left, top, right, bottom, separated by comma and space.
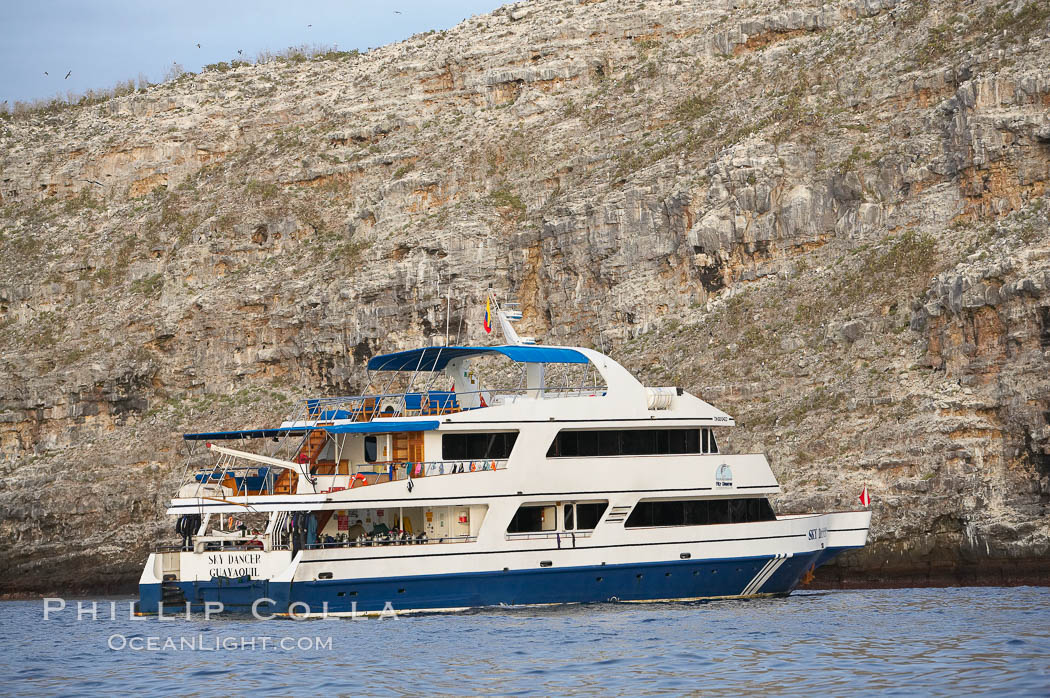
43, 71, 48, 76
197, 43, 201, 48
394, 10, 401, 14
307, 24, 312, 27
65, 71, 71, 79
237, 49, 243, 55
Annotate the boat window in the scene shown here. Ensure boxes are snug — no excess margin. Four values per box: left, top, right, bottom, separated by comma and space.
364, 436, 377, 463
625, 498, 776, 527
442, 432, 518, 460
706, 429, 719, 454
575, 502, 608, 529
507, 504, 556, 533
559, 501, 609, 531
708, 499, 730, 524
577, 430, 599, 457
729, 498, 748, 523
547, 429, 701, 457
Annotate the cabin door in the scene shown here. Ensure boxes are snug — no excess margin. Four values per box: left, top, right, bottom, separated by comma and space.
392, 432, 424, 463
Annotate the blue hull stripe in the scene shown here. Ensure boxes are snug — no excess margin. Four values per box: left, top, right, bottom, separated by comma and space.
139, 547, 858, 615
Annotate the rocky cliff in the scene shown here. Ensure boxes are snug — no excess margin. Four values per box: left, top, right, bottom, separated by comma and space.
1, 0, 1048, 595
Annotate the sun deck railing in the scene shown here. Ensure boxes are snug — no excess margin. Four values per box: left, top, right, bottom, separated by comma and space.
315, 459, 508, 493
177, 457, 510, 499
296, 386, 608, 423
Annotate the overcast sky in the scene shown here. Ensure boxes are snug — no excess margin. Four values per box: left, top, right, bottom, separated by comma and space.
0, 0, 507, 105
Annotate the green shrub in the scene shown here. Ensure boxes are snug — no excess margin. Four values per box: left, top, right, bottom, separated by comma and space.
486, 189, 526, 219
130, 273, 164, 298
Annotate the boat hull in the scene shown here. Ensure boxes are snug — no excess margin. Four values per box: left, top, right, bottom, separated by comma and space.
137, 546, 856, 616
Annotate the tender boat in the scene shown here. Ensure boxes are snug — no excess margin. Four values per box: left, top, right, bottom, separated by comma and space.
138, 300, 871, 616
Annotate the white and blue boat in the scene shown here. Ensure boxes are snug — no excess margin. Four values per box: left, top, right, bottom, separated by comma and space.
138, 301, 870, 616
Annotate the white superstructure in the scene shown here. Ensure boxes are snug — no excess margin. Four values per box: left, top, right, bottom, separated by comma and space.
139, 302, 870, 615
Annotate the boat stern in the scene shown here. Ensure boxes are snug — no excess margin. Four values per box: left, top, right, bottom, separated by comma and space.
825, 509, 872, 550
809, 509, 872, 570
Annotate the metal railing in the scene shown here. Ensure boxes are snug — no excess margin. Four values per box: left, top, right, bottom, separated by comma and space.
505, 530, 592, 548
296, 386, 608, 423
304, 534, 477, 549
315, 459, 507, 493
155, 533, 480, 555
178, 457, 510, 499
505, 530, 594, 540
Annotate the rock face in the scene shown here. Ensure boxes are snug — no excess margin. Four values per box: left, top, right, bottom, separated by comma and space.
1, 0, 1048, 594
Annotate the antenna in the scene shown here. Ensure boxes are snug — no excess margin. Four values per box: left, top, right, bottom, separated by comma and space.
444, 284, 451, 346
490, 292, 536, 346
592, 300, 606, 354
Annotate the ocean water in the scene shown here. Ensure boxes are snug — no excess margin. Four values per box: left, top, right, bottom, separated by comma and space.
2, 587, 1048, 696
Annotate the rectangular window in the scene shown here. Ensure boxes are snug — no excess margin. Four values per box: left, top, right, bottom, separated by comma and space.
708, 499, 730, 525
364, 436, 377, 463
683, 499, 708, 525
547, 429, 702, 457
653, 500, 684, 526
442, 432, 518, 461
507, 504, 555, 533
575, 502, 608, 530
625, 498, 775, 528
558, 431, 579, 457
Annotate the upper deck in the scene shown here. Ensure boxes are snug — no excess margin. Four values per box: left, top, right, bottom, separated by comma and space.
174, 340, 738, 507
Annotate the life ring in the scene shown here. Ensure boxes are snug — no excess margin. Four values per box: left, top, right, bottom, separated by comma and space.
227, 515, 234, 528
350, 473, 369, 489
470, 461, 477, 472
491, 460, 496, 471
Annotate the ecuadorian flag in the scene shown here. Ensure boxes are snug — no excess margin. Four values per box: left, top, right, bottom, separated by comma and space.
484, 298, 492, 334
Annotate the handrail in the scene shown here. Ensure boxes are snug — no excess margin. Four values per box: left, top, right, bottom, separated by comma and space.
178, 458, 510, 499
305, 535, 477, 549
296, 386, 608, 421
153, 534, 479, 554
301, 387, 607, 405
505, 530, 594, 540
327, 459, 509, 486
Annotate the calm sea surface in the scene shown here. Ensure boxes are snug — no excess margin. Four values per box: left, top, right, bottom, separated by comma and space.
2, 587, 1048, 696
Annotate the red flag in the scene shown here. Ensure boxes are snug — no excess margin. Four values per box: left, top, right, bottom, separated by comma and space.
859, 485, 871, 508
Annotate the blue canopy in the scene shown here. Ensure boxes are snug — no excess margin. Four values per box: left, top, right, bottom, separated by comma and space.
183, 419, 439, 441
367, 345, 589, 372
320, 420, 440, 434
183, 428, 307, 441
